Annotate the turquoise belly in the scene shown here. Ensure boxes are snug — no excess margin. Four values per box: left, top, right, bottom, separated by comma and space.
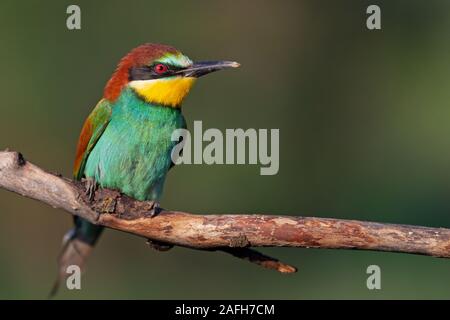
84, 88, 185, 201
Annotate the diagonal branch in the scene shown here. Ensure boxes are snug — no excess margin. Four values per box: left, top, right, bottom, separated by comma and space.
1, 150, 450, 275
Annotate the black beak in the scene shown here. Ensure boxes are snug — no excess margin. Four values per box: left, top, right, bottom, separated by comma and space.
177, 60, 240, 78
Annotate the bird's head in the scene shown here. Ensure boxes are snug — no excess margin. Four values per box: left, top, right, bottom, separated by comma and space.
104, 43, 239, 107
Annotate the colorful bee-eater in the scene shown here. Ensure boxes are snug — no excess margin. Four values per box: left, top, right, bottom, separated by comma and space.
52, 43, 239, 295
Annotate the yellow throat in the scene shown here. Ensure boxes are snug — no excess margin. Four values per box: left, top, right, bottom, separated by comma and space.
129, 77, 196, 107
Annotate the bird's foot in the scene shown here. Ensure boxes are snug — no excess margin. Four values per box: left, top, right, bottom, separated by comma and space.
82, 177, 97, 201
146, 238, 173, 251
147, 201, 161, 218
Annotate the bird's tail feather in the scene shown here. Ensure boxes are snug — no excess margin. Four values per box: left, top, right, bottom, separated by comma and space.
49, 217, 103, 298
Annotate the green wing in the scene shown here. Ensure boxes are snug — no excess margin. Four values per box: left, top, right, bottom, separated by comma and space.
73, 99, 112, 180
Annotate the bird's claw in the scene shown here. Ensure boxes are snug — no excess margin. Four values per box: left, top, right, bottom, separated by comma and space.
148, 201, 161, 218
146, 238, 173, 251
83, 177, 97, 201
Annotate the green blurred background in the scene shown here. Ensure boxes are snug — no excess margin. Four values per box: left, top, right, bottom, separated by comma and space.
1, 0, 450, 299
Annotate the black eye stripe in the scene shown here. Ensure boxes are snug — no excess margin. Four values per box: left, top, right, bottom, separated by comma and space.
129, 66, 154, 81
129, 65, 184, 81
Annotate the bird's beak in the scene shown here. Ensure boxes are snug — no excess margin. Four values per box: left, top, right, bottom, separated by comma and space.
177, 61, 240, 78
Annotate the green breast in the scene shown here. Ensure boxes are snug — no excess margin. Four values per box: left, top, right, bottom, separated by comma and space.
84, 87, 186, 201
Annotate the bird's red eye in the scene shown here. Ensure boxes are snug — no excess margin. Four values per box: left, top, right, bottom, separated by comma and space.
154, 63, 168, 74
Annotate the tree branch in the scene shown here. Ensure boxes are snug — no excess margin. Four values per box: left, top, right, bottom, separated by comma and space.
1, 150, 450, 275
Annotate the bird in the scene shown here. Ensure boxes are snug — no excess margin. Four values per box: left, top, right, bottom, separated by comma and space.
51, 43, 239, 295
